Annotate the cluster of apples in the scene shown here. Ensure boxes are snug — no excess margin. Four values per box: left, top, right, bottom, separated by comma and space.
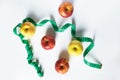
19, 21, 83, 74
19, 1, 83, 75
20, 22, 55, 50
55, 40, 83, 74
55, 1, 82, 74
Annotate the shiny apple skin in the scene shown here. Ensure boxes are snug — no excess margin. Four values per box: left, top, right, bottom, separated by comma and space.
58, 2, 74, 18
20, 22, 35, 38
68, 40, 83, 56
41, 35, 55, 50
55, 58, 69, 74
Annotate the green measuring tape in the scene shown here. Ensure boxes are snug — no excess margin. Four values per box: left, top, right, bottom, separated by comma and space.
13, 18, 102, 77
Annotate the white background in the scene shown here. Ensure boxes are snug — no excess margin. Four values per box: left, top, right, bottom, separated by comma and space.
0, 0, 120, 80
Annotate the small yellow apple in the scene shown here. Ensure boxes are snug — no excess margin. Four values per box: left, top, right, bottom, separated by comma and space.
68, 40, 83, 56
20, 22, 35, 38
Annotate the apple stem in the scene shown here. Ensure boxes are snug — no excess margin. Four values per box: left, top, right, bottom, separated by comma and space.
45, 41, 49, 45
25, 28, 28, 32
65, 8, 69, 12
73, 47, 77, 51
59, 66, 64, 70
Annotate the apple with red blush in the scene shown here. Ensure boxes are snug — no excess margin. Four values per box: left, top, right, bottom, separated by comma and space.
55, 58, 69, 74
58, 2, 74, 18
41, 35, 55, 50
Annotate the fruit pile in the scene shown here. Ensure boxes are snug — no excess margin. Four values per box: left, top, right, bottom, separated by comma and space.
13, 1, 102, 77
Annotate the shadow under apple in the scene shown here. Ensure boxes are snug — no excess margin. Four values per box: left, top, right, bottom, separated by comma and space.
46, 27, 56, 39
27, 11, 41, 23
72, 17, 87, 37
59, 50, 70, 62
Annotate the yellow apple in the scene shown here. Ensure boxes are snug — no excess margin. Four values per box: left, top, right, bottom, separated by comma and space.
68, 40, 83, 56
20, 22, 35, 38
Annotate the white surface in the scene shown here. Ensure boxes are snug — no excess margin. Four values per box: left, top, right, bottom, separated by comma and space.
0, 0, 120, 80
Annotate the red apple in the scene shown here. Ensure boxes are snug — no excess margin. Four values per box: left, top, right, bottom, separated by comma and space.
58, 2, 74, 18
55, 58, 69, 74
41, 35, 55, 50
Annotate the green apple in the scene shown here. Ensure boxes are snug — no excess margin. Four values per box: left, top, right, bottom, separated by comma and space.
68, 40, 83, 56
20, 22, 35, 38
